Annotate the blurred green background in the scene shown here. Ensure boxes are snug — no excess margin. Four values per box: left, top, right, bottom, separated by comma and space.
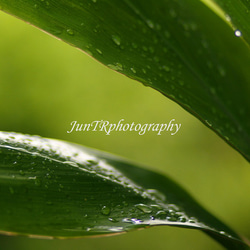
0, 10, 249, 250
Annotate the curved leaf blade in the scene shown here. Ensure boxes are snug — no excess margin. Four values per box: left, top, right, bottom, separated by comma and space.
0, 1, 249, 161
203, 0, 250, 46
0, 131, 249, 249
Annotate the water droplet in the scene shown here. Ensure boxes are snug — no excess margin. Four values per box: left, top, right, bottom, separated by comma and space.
162, 65, 170, 72
101, 206, 111, 215
179, 217, 187, 222
155, 210, 167, 219
146, 189, 166, 201
50, 28, 62, 35
219, 231, 231, 237
188, 217, 197, 223
66, 29, 74, 36
130, 68, 136, 73
135, 204, 152, 214
112, 35, 121, 46
234, 30, 242, 37
205, 120, 212, 127
108, 218, 118, 223
218, 66, 226, 77
123, 218, 132, 223
107, 63, 123, 71
167, 216, 178, 222
225, 14, 231, 22
86, 159, 98, 165
146, 19, 154, 29
96, 49, 102, 55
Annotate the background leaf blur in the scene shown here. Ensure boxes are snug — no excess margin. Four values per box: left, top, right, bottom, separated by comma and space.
0, 8, 250, 250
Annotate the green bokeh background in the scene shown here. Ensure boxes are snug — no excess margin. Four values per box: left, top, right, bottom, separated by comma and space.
0, 11, 249, 250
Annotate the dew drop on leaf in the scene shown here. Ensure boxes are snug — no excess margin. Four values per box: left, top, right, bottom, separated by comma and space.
162, 65, 170, 72
101, 206, 111, 215
234, 30, 242, 37
107, 63, 123, 71
217, 65, 226, 77
179, 217, 187, 222
108, 218, 118, 223
135, 204, 152, 214
146, 19, 154, 29
96, 49, 103, 55
130, 67, 136, 73
225, 14, 231, 22
155, 210, 167, 219
112, 35, 121, 46
205, 120, 212, 127
66, 29, 74, 36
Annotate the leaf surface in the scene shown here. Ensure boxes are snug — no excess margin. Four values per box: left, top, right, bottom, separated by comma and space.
0, 0, 249, 160
0, 131, 249, 249
203, 0, 250, 46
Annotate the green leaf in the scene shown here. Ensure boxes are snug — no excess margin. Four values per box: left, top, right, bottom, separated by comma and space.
0, 0, 249, 161
202, 0, 250, 46
0, 132, 249, 249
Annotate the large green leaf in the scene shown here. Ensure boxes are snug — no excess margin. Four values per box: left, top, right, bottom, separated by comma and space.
0, 131, 249, 249
0, 0, 249, 161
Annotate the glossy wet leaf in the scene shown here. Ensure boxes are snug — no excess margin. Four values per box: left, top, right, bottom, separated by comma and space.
0, 1, 249, 161
0, 132, 249, 249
